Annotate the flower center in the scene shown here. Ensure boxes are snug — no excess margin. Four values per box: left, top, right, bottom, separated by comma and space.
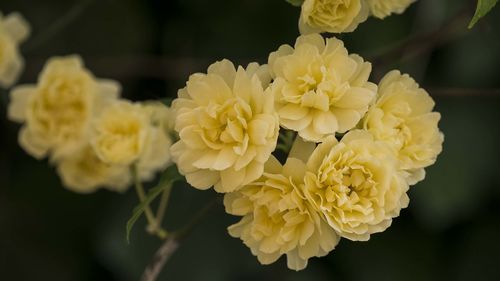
198, 98, 252, 151
319, 153, 376, 204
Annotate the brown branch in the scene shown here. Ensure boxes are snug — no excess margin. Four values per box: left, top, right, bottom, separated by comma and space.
371, 2, 474, 68
141, 237, 179, 281
428, 88, 500, 98
139, 197, 221, 281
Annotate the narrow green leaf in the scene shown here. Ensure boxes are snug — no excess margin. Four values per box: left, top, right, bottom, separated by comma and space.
126, 165, 182, 243
469, 0, 498, 28
286, 0, 304, 7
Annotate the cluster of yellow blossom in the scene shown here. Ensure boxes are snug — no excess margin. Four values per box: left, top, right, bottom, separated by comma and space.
171, 33, 442, 270
0, 11, 30, 88
5, 7, 441, 271
298, 0, 416, 34
8, 55, 173, 193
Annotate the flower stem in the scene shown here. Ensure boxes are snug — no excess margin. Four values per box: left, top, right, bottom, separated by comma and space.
133, 165, 166, 239
23, 0, 95, 52
140, 196, 221, 281
155, 184, 173, 228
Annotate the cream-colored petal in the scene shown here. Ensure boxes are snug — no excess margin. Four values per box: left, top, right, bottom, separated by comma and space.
0, 51, 23, 88
207, 59, 237, 88
295, 33, 325, 53
335, 87, 375, 109
288, 135, 316, 163
8, 85, 35, 122
186, 169, 220, 190
217, 167, 246, 193
3, 12, 31, 43
97, 79, 121, 100
18, 127, 49, 159
313, 111, 339, 136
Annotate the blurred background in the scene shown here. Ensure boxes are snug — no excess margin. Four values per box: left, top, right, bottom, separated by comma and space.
1, 0, 500, 280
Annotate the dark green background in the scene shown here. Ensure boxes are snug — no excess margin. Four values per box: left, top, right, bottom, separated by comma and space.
1, 0, 500, 280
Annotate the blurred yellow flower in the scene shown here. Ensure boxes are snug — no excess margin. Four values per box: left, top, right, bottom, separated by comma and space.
170, 59, 279, 193
269, 34, 376, 142
8, 56, 120, 159
225, 155, 339, 271
363, 70, 444, 184
91, 100, 173, 181
0, 11, 30, 88
366, 0, 416, 19
91, 100, 149, 166
299, 0, 369, 34
304, 130, 409, 241
57, 145, 131, 194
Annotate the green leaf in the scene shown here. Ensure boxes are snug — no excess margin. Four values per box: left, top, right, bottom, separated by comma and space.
286, 0, 304, 7
469, 0, 498, 28
126, 165, 182, 243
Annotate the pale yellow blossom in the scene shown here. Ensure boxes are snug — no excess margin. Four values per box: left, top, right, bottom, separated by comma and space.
299, 0, 369, 34
170, 59, 280, 193
56, 145, 131, 193
91, 100, 149, 165
366, 0, 416, 19
363, 70, 443, 184
91, 100, 173, 181
7, 56, 120, 159
225, 154, 339, 271
304, 130, 409, 241
269, 34, 376, 142
0, 12, 30, 88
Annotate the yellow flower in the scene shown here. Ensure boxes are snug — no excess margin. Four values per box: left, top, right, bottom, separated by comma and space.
299, 0, 369, 34
0, 12, 30, 88
363, 70, 444, 184
225, 155, 339, 271
170, 59, 280, 193
56, 145, 131, 194
366, 0, 416, 19
7, 56, 120, 159
269, 34, 376, 142
304, 130, 409, 241
91, 100, 149, 165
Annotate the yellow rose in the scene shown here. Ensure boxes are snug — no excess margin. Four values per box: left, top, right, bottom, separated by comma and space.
363, 70, 444, 184
7, 56, 120, 159
170, 59, 280, 193
269, 34, 376, 142
304, 130, 409, 241
0, 12, 30, 88
225, 155, 339, 271
91, 100, 150, 166
56, 145, 131, 194
299, 0, 369, 34
366, 0, 416, 19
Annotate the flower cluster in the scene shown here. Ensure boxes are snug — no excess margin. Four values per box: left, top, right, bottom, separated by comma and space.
169, 34, 443, 270
0, 11, 30, 88
6, 6, 443, 273
8, 55, 174, 193
298, 0, 416, 34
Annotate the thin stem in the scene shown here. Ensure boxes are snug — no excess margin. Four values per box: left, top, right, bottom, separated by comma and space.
155, 185, 173, 227
370, 3, 473, 68
133, 165, 160, 235
140, 236, 179, 281
23, 0, 95, 52
140, 196, 221, 281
